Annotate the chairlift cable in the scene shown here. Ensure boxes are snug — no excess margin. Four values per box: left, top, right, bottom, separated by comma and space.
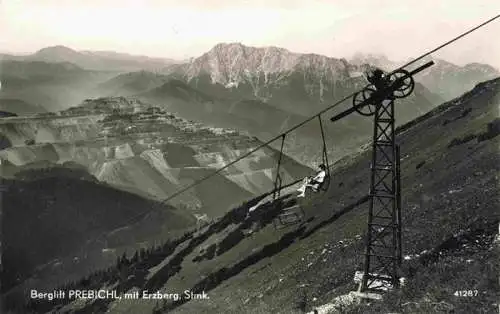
318, 115, 330, 178
273, 134, 287, 200
158, 14, 500, 207
388, 14, 500, 76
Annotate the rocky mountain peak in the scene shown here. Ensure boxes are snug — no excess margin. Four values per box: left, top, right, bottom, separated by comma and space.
350, 52, 396, 71
183, 42, 360, 91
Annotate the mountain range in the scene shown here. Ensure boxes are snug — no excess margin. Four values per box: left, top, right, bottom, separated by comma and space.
2, 42, 498, 181
2, 43, 498, 134
1, 45, 179, 72
0, 59, 116, 112
2, 44, 497, 113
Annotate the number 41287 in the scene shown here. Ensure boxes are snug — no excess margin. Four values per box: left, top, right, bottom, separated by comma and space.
454, 290, 478, 297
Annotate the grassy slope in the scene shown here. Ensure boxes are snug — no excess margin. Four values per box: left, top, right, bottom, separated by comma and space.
0, 167, 196, 308
25, 77, 499, 314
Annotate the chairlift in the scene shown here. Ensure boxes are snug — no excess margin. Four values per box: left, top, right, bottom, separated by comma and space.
273, 204, 306, 230
272, 115, 331, 229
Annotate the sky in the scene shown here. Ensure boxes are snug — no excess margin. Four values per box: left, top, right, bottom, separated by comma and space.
1, 0, 500, 68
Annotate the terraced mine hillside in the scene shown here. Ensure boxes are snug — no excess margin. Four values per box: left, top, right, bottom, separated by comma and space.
0, 97, 311, 216
24, 76, 499, 314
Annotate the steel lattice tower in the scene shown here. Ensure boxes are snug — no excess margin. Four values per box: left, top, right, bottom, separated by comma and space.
361, 96, 401, 291
330, 61, 434, 294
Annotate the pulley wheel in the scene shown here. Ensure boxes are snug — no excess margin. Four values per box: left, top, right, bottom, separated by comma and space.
353, 85, 377, 116
390, 70, 415, 98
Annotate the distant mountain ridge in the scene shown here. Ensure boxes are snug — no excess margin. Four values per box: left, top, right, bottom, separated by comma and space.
180, 43, 354, 85
95, 71, 171, 97
350, 52, 500, 101
416, 58, 500, 100
167, 42, 362, 115
1, 45, 179, 72
4, 43, 497, 117
162, 43, 440, 113
0, 59, 115, 111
